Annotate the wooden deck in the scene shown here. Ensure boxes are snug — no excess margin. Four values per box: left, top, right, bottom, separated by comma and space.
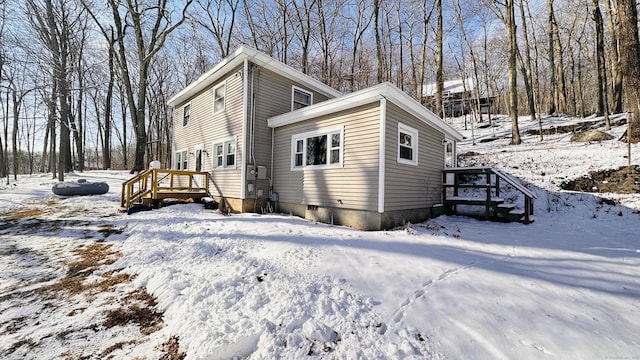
443, 167, 537, 223
121, 169, 211, 212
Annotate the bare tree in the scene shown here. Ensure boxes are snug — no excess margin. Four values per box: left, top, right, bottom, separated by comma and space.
99, 0, 193, 173
374, 0, 383, 83
506, 0, 521, 144
26, 0, 84, 180
483, 0, 521, 143
435, 0, 444, 119
605, 0, 623, 113
192, 0, 240, 58
617, 0, 640, 142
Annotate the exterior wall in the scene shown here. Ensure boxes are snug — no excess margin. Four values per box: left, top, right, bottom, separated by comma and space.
383, 102, 446, 212
247, 66, 333, 205
272, 102, 381, 212
172, 61, 336, 213
172, 64, 245, 201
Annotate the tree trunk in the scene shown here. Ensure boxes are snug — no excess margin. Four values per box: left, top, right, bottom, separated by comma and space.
507, 0, 521, 144
518, 0, 537, 125
103, 31, 114, 169
374, 0, 383, 83
547, 0, 558, 114
617, 0, 640, 142
11, 90, 19, 180
606, 0, 623, 113
435, 0, 444, 119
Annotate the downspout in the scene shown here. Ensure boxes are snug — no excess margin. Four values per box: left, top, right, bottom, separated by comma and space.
270, 126, 276, 211
241, 59, 249, 200
170, 107, 175, 169
378, 97, 387, 214
250, 64, 258, 211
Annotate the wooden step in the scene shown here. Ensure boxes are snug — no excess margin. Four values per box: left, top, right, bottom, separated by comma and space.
505, 209, 525, 222
444, 196, 504, 206
495, 203, 516, 214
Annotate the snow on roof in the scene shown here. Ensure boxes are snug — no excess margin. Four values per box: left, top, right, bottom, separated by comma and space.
423, 78, 475, 97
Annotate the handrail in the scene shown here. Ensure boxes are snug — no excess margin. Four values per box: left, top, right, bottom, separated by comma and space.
491, 168, 537, 199
120, 169, 153, 208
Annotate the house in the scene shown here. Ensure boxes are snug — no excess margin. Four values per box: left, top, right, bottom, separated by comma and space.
167, 45, 463, 230
423, 78, 495, 117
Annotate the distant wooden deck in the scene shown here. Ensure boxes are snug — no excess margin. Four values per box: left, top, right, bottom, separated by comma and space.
121, 169, 210, 211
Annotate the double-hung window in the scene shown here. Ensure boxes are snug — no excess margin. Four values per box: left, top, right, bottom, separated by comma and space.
398, 123, 418, 165
182, 104, 191, 127
213, 83, 225, 114
213, 137, 236, 169
175, 149, 188, 170
292, 86, 312, 110
291, 126, 343, 170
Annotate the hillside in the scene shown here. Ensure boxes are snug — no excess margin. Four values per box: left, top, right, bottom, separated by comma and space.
1, 114, 639, 359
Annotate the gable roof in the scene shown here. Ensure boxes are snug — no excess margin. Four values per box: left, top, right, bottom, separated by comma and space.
167, 45, 343, 107
268, 82, 464, 141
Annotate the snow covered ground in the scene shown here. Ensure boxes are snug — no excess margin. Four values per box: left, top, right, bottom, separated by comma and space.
1, 114, 639, 359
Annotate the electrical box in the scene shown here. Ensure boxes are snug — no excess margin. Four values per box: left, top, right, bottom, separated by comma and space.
247, 165, 267, 179
257, 166, 267, 179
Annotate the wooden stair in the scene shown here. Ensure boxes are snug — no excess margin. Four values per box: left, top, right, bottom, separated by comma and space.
121, 169, 214, 213
443, 167, 537, 224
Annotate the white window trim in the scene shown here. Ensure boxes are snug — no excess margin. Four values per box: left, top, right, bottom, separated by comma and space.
290, 126, 344, 171
182, 103, 191, 127
212, 136, 237, 170
213, 82, 226, 114
291, 86, 313, 111
175, 148, 189, 170
397, 123, 418, 166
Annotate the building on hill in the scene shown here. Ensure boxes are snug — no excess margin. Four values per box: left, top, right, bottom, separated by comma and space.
423, 78, 495, 117
167, 45, 463, 230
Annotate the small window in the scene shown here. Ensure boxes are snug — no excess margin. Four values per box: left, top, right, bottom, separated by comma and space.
182, 104, 191, 127
291, 127, 343, 170
398, 123, 418, 165
214, 143, 224, 168
175, 149, 188, 170
213, 137, 236, 169
213, 83, 225, 114
292, 86, 312, 110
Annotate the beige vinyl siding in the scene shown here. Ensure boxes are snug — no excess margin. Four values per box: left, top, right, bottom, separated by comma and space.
247, 66, 335, 197
249, 66, 333, 175
273, 102, 380, 211
173, 64, 245, 198
384, 103, 445, 211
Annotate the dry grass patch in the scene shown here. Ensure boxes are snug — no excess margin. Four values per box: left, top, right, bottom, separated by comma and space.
158, 336, 186, 360
47, 242, 129, 299
4, 209, 45, 220
104, 289, 164, 335
99, 339, 139, 358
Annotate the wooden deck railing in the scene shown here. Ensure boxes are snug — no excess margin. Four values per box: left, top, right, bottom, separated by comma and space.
120, 169, 210, 210
443, 167, 537, 223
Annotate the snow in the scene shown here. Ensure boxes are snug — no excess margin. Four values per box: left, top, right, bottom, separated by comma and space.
1, 114, 640, 359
